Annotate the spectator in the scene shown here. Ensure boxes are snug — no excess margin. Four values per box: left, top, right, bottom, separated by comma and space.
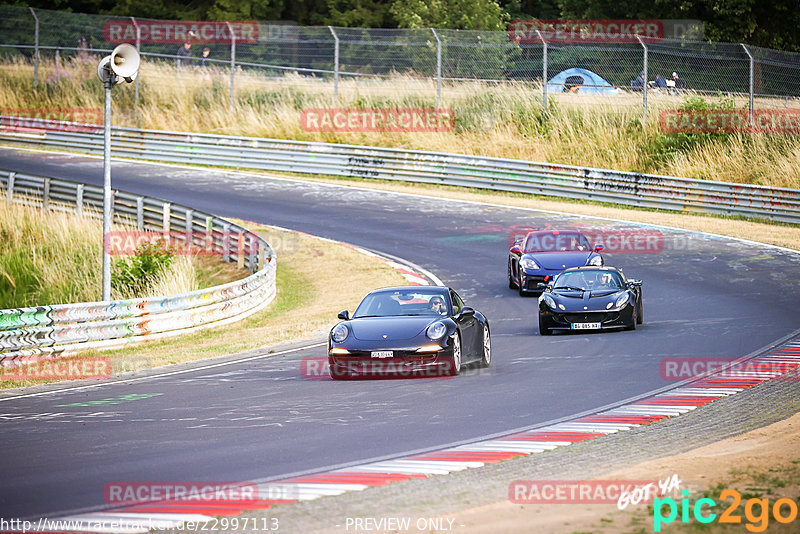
672, 72, 686, 90
176, 41, 192, 68
631, 71, 645, 91
654, 74, 668, 91
198, 47, 211, 68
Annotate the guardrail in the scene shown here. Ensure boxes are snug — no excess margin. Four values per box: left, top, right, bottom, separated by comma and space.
1, 116, 798, 224
0, 169, 276, 365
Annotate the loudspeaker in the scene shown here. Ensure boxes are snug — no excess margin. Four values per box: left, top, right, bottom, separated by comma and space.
110, 43, 140, 82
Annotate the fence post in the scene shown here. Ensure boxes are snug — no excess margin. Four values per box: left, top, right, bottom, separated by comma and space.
328, 26, 339, 101
635, 35, 648, 124
29, 7, 39, 89
535, 30, 547, 114
76, 183, 84, 217
741, 43, 755, 126
130, 17, 141, 111
6, 172, 15, 203
226, 22, 236, 112
431, 29, 442, 108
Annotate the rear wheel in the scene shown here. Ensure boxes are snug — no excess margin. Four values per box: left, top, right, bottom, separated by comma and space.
444, 333, 462, 376
478, 325, 491, 368
539, 315, 552, 336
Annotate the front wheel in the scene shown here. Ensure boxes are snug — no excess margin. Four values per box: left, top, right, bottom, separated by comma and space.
637, 298, 643, 324
330, 365, 352, 380
538, 315, 552, 336
478, 325, 491, 368
443, 333, 462, 376
508, 262, 516, 289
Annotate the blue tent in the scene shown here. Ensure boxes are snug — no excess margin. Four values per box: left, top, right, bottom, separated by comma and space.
546, 68, 618, 94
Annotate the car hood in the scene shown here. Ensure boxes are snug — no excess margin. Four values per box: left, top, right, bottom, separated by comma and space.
348, 316, 435, 341
524, 251, 591, 270
551, 290, 625, 311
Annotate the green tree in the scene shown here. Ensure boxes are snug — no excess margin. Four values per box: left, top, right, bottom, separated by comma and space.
391, 0, 510, 31
327, 0, 395, 27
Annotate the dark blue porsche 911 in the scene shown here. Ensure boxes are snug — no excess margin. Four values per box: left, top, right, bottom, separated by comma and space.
537, 266, 643, 335
508, 230, 604, 296
328, 286, 490, 379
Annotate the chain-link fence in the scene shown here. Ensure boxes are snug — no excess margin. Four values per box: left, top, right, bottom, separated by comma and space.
1, 5, 798, 120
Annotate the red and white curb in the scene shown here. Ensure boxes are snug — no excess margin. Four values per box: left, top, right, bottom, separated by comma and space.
25, 338, 800, 533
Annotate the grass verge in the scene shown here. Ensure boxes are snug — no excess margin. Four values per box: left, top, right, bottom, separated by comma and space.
2, 58, 799, 188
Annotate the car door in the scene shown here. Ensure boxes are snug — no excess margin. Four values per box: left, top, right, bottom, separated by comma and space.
450, 289, 478, 359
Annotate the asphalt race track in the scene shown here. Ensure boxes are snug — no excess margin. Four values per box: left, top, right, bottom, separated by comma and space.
1, 147, 799, 520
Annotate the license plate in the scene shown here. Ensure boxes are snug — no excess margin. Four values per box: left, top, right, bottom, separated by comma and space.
571, 322, 601, 330
371, 351, 393, 359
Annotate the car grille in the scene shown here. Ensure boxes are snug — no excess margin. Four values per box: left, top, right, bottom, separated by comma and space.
563, 312, 617, 323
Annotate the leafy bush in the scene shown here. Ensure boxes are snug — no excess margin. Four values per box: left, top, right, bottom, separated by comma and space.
111, 240, 175, 297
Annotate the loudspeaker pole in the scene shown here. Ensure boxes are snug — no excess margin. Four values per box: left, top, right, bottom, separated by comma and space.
102, 75, 113, 301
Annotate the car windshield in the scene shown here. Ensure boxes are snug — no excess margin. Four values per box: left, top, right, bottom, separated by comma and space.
554, 271, 624, 291
524, 231, 591, 253
353, 290, 450, 318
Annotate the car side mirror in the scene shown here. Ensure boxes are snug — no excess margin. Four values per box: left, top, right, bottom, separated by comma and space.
594, 244, 604, 253
337, 310, 349, 320
459, 306, 475, 316
536, 282, 547, 289
510, 244, 522, 255
627, 280, 642, 287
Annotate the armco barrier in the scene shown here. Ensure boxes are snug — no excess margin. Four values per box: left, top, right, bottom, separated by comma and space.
1, 116, 798, 223
0, 169, 276, 366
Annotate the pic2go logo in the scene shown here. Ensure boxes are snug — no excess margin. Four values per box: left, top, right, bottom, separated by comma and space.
653, 489, 799, 532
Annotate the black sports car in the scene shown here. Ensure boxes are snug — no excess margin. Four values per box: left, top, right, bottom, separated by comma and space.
538, 266, 642, 335
328, 286, 490, 379
509, 230, 604, 296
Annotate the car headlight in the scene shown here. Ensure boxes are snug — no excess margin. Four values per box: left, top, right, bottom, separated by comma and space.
520, 258, 540, 271
331, 324, 349, 342
426, 321, 447, 340
614, 293, 630, 309
588, 255, 603, 266
542, 294, 557, 309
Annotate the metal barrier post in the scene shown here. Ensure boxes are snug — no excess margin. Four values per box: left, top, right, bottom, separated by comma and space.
43, 177, 50, 211
636, 35, 648, 124
6, 172, 15, 203
226, 22, 236, 111
76, 183, 84, 217
29, 8, 39, 88
741, 43, 755, 126
185, 208, 193, 249
431, 28, 442, 108
136, 196, 143, 229
237, 231, 245, 269
329, 26, 339, 101
536, 30, 547, 114
222, 223, 231, 262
